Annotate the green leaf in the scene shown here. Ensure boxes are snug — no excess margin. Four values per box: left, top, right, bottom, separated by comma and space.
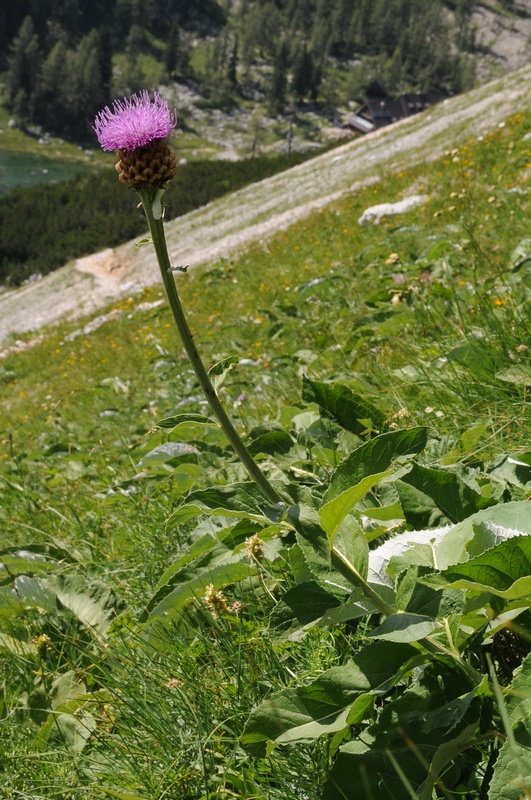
0, 632, 36, 656
49, 671, 87, 712
137, 442, 199, 467
0, 586, 23, 618
0, 549, 57, 578
324, 427, 428, 504
155, 532, 231, 592
324, 663, 482, 800
510, 237, 531, 271
416, 722, 481, 800
319, 469, 393, 540
302, 375, 387, 435
447, 339, 502, 381
287, 504, 350, 594
269, 582, 341, 641
395, 480, 451, 529
488, 719, 531, 799
242, 641, 418, 755
13, 576, 57, 613
334, 515, 369, 581
369, 612, 438, 643
176, 482, 280, 520
247, 430, 294, 456
425, 536, 531, 601
208, 355, 239, 391
41, 709, 97, 753
401, 462, 496, 523
381, 500, 531, 580
155, 412, 216, 429
43, 575, 124, 634
506, 652, 531, 725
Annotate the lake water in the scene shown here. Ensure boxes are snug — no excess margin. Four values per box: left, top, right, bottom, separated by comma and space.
0, 150, 93, 194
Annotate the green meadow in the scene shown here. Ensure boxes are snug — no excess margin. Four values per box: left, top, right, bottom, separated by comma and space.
0, 105, 530, 798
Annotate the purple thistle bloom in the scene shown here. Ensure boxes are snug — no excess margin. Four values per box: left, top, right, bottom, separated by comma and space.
94, 91, 177, 152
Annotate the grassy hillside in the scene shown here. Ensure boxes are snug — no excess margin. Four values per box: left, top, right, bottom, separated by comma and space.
0, 79, 530, 798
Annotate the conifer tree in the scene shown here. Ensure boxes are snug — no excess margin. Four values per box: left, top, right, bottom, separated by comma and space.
291, 44, 315, 102
6, 16, 41, 114
268, 40, 289, 114
165, 22, 180, 79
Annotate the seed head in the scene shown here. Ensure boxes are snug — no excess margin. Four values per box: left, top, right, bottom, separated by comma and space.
204, 584, 229, 618
245, 533, 265, 561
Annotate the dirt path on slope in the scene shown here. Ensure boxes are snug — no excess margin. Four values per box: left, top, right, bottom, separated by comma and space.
1, 65, 530, 347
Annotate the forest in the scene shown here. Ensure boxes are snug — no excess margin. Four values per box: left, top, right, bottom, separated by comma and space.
1, 0, 480, 142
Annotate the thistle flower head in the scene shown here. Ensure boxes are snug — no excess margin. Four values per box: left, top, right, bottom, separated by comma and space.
94, 91, 177, 152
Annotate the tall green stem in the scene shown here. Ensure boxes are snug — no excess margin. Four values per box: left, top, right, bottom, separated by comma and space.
139, 190, 283, 507
331, 545, 483, 686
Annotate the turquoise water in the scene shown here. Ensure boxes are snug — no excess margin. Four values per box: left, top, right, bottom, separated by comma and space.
0, 150, 93, 194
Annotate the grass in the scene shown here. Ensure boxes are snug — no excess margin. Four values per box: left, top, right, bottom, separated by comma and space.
0, 105, 530, 798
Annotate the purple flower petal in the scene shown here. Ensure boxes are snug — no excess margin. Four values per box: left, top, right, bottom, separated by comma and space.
94, 91, 177, 152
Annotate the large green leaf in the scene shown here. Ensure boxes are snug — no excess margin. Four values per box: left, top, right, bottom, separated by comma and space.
401, 463, 496, 523
324, 722, 481, 800
247, 429, 295, 456
0, 549, 58, 578
506, 652, 531, 724
334, 515, 369, 581
323, 427, 428, 504
168, 482, 281, 524
14, 575, 57, 613
424, 536, 531, 601
395, 480, 451, 529
154, 520, 261, 592
43, 575, 125, 634
0, 632, 36, 656
387, 500, 531, 575
488, 653, 531, 798
155, 412, 216, 429
242, 641, 418, 755
269, 582, 342, 641
302, 375, 387, 435
319, 469, 393, 540
323, 664, 484, 800
488, 720, 531, 799
137, 442, 199, 467
287, 504, 351, 594
41, 709, 97, 753
368, 612, 438, 643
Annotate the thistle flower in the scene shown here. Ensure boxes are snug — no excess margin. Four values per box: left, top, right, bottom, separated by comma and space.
94, 91, 177, 189
94, 91, 176, 152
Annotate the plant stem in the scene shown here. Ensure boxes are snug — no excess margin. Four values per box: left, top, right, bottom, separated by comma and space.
331, 545, 483, 686
139, 190, 283, 507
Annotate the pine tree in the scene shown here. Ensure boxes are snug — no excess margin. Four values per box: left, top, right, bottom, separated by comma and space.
6, 16, 41, 114
269, 40, 288, 114
227, 35, 239, 87
33, 41, 68, 130
165, 22, 181, 79
291, 44, 314, 102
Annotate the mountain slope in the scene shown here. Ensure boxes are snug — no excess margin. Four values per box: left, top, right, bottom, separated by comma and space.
1, 63, 530, 348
